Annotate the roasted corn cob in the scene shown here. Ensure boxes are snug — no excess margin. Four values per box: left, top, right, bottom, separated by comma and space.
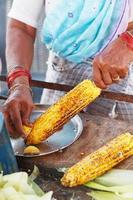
61, 132, 133, 187
26, 80, 101, 144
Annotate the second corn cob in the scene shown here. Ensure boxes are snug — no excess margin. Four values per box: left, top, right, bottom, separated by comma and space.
61, 132, 133, 187
26, 80, 101, 144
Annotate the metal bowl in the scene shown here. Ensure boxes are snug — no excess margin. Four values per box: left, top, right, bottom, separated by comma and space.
11, 104, 83, 157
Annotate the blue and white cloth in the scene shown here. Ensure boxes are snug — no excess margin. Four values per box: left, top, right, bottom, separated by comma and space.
42, 0, 128, 63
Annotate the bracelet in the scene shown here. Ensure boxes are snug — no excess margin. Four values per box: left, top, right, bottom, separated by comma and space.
8, 83, 33, 97
7, 68, 32, 88
119, 31, 133, 51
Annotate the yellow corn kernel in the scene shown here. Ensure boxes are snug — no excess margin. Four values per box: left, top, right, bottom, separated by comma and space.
23, 125, 32, 137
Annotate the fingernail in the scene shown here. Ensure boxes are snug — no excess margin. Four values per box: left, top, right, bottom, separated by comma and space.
28, 122, 33, 127
24, 120, 33, 127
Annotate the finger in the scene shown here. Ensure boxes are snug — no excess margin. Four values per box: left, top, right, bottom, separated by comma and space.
117, 66, 128, 79
3, 112, 18, 138
101, 67, 112, 85
93, 61, 107, 89
9, 105, 25, 137
21, 105, 33, 126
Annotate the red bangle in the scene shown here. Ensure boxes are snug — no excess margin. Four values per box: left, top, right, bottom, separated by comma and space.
7, 69, 31, 88
119, 31, 133, 51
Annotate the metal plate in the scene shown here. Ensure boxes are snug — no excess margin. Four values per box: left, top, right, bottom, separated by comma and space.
11, 104, 83, 157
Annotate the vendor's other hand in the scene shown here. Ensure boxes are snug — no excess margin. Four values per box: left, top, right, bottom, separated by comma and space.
3, 85, 34, 138
93, 37, 133, 89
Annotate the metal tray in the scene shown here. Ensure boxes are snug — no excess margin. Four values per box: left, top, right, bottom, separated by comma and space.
11, 104, 83, 157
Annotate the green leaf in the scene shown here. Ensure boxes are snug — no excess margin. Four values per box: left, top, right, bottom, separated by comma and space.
88, 191, 130, 200
3, 172, 35, 194
0, 171, 53, 200
85, 181, 133, 193
29, 166, 40, 181
95, 169, 133, 187
86, 169, 133, 200
0, 174, 7, 188
119, 193, 133, 198
28, 178, 45, 196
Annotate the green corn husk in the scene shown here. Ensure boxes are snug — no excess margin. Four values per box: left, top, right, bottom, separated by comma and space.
88, 191, 132, 200
85, 169, 133, 200
0, 171, 53, 200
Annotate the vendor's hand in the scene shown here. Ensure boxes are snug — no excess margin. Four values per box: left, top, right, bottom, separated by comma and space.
3, 85, 34, 138
93, 37, 133, 89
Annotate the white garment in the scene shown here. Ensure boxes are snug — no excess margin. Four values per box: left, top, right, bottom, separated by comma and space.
129, 0, 133, 22
8, 0, 61, 27
8, 0, 133, 28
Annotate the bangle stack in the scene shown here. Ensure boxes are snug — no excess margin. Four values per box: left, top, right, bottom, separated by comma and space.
119, 31, 133, 51
7, 66, 31, 88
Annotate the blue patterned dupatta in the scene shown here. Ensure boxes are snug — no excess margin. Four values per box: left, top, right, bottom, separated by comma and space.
41, 0, 128, 63
0, 113, 18, 174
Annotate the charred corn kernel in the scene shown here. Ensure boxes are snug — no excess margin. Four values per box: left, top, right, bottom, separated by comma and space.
23, 125, 32, 137
23, 146, 40, 155
26, 80, 101, 144
61, 132, 133, 187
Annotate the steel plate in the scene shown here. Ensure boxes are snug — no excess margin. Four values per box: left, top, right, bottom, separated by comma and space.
11, 104, 83, 157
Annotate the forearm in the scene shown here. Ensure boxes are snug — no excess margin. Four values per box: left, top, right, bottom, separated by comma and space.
6, 19, 36, 85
